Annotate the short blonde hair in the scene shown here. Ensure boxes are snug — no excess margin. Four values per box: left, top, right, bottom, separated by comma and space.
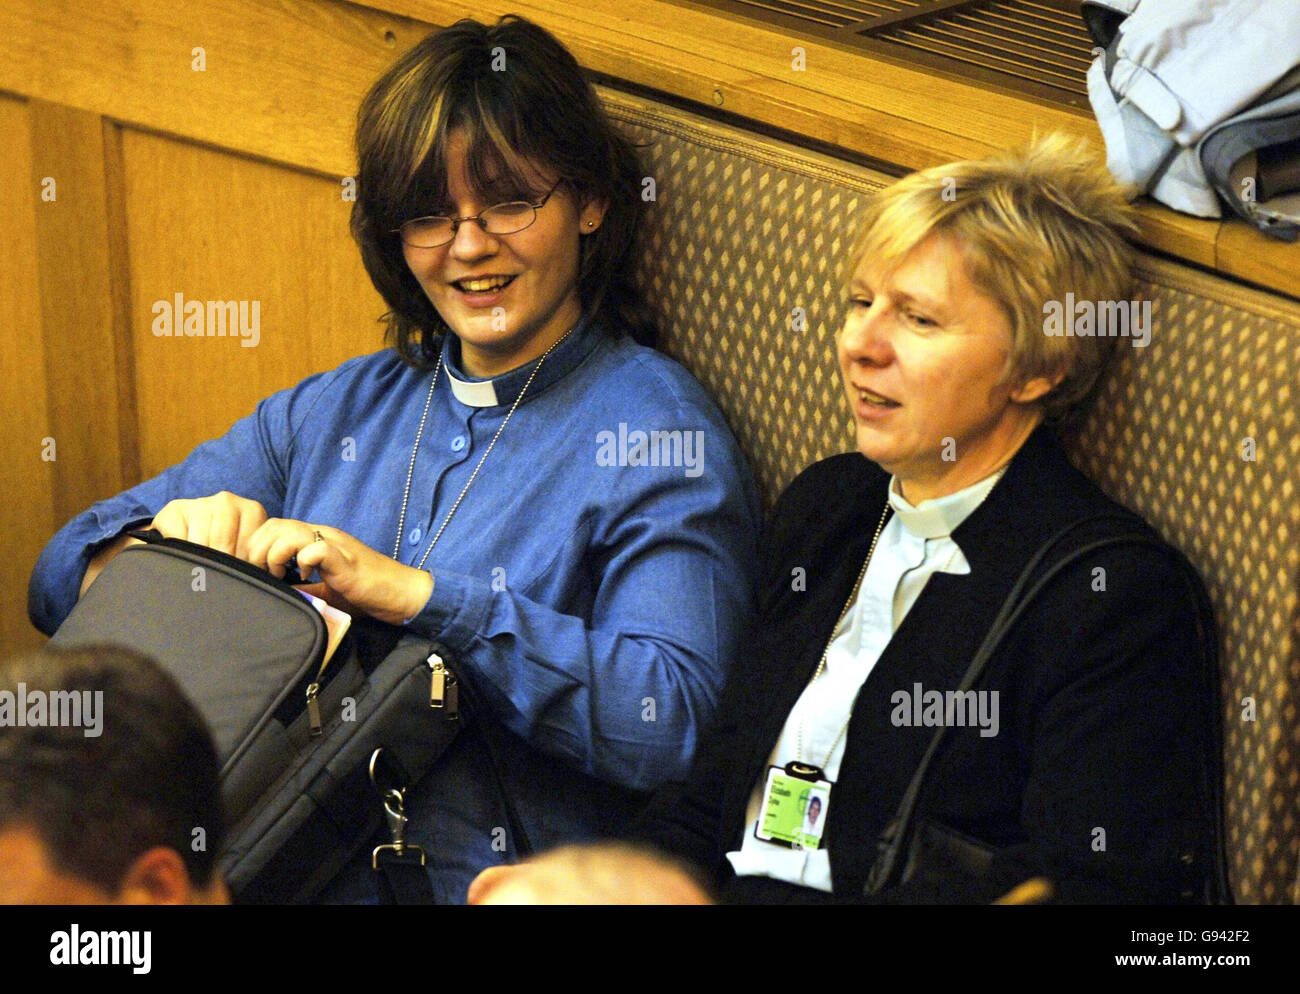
846, 134, 1139, 422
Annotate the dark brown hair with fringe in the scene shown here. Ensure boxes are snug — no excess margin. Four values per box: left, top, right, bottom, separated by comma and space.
352, 15, 657, 367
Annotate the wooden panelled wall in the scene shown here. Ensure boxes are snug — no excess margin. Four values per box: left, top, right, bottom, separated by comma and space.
3, 0, 1297, 646
0, 0, 442, 649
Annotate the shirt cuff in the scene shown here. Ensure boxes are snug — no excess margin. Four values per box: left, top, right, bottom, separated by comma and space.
402, 568, 492, 651
29, 507, 157, 634
93, 510, 157, 545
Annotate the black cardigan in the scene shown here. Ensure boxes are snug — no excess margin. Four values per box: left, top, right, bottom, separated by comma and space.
631, 426, 1219, 903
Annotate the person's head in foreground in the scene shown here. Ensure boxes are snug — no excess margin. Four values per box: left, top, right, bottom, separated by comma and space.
467, 843, 713, 905
840, 130, 1137, 498
0, 644, 228, 904
352, 14, 652, 376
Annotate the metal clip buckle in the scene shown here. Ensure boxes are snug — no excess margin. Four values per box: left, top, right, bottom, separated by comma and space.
369, 748, 427, 868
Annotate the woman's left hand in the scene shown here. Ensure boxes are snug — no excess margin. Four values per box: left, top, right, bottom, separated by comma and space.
244, 519, 433, 626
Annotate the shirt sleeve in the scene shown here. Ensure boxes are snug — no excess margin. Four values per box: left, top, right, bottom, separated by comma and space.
27, 366, 341, 635
626, 460, 827, 873
403, 444, 760, 795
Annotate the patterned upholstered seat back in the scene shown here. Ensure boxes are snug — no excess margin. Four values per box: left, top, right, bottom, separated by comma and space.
603, 88, 1300, 904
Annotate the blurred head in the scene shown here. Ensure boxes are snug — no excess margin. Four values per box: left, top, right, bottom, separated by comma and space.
353, 16, 655, 372
0, 645, 227, 905
839, 134, 1138, 500
467, 843, 713, 905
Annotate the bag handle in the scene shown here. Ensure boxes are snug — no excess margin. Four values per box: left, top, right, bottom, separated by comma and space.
864, 514, 1225, 899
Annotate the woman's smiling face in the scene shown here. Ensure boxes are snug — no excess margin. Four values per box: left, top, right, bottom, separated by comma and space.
402, 130, 605, 378
838, 232, 1056, 503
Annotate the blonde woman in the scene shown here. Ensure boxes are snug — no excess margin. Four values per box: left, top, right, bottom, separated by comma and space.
472, 136, 1222, 905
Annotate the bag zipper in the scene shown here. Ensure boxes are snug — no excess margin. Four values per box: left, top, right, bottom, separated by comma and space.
305, 653, 333, 736
128, 528, 312, 598
310, 648, 459, 736
428, 651, 458, 719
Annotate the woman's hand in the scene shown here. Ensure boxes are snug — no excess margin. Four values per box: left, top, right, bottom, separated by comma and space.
244, 519, 433, 626
81, 490, 269, 597
151, 491, 269, 559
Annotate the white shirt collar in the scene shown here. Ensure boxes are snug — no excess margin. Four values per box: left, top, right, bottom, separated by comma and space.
887, 468, 1006, 540
443, 365, 500, 408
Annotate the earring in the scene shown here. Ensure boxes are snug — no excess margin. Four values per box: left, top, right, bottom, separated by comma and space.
586, 221, 595, 228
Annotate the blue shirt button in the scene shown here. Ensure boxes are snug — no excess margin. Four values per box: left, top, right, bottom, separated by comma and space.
451, 435, 467, 452
409, 527, 422, 545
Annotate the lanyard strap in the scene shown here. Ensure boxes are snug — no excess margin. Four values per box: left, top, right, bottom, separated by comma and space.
393, 328, 575, 570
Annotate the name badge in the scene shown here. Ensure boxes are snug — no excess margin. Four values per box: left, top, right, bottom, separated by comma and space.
755, 762, 832, 850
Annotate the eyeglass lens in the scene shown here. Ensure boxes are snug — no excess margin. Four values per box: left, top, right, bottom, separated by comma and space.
400, 201, 538, 248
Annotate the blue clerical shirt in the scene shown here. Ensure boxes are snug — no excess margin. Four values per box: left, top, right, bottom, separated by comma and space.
29, 314, 760, 901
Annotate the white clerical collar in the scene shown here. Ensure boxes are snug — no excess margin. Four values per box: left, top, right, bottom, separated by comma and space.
439, 318, 595, 408
887, 468, 1006, 540
444, 365, 500, 407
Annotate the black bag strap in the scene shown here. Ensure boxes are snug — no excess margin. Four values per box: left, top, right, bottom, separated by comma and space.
374, 852, 435, 904
864, 514, 1227, 901
458, 677, 535, 860
367, 746, 437, 905
367, 663, 534, 905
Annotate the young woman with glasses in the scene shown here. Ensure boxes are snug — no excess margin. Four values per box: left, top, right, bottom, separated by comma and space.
30, 15, 760, 904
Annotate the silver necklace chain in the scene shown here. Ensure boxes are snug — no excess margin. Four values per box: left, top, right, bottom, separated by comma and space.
393, 329, 574, 570
796, 502, 893, 770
